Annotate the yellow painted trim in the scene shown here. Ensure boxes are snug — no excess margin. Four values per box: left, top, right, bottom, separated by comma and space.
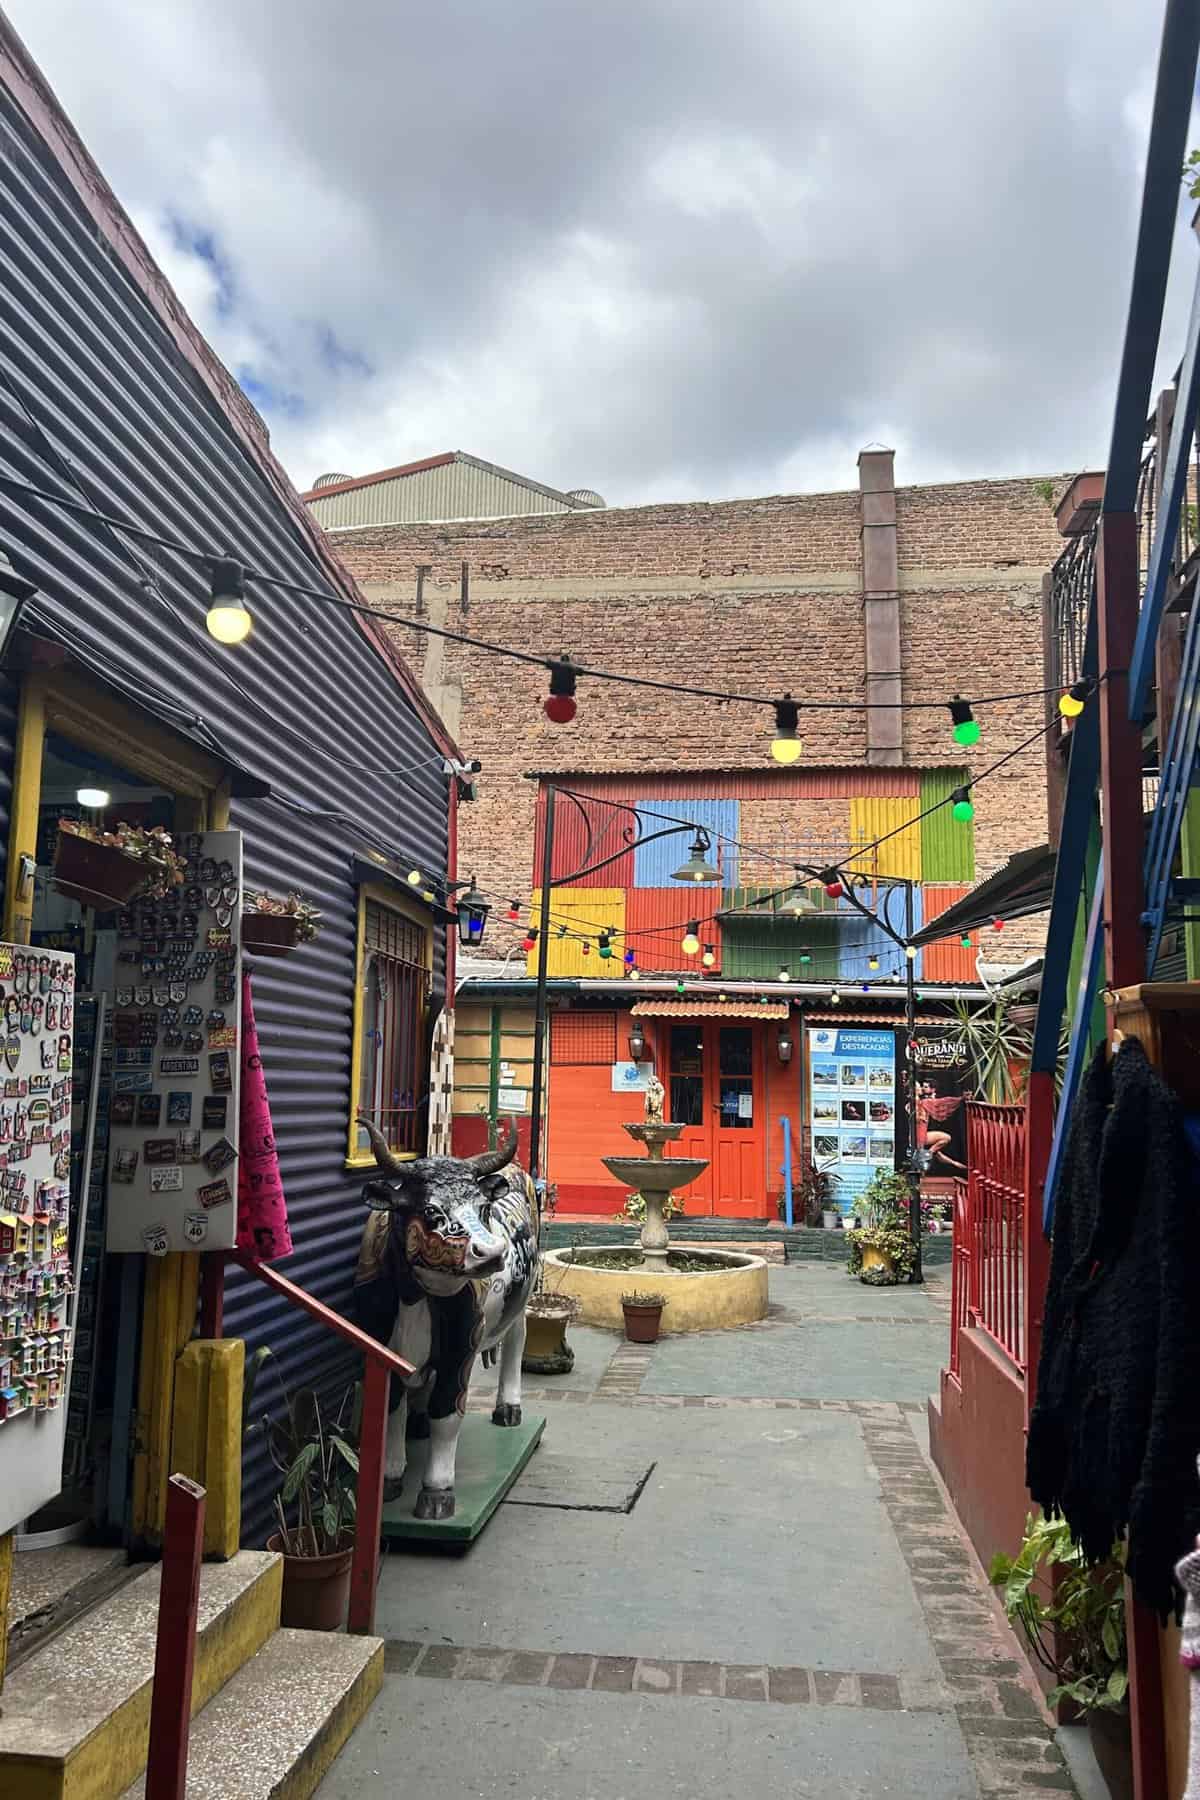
274, 1640, 385, 1800
42, 668, 223, 799
172, 1339, 245, 1559
210, 776, 233, 831
4, 674, 46, 944
347, 882, 433, 1160
132, 1252, 200, 1546
345, 1150, 418, 1172
0, 1529, 12, 1696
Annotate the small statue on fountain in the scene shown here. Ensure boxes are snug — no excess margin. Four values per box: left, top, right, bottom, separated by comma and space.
644, 1074, 665, 1124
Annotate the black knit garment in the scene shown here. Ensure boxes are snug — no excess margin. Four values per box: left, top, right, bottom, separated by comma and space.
1026, 1037, 1200, 1621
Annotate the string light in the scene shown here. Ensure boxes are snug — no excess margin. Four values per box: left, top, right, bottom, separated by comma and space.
861, 983, 871, 993
868, 954, 880, 971
1059, 678, 1093, 719
960, 934, 972, 948
544, 656, 578, 724
408, 869, 423, 887
821, 868, 845, 899
905, 945, 918, 960
992, 917, 1005, 932
205, 557, 253, 644
948, 696, 980, 747
624, 949, 636, 966
830, 989, 841, 1005
520, 927, 539, 952
506, 899, 521, 920
598, 932, 613, 960
950, 786, 974, 823
681, 922, 701, 956
629, 966, 640, 980
675, 978, 686, 996
771, 694, 803, 764
778, 966, 790, 982
581, 942, 591, 955
799, 953, 812, 965
701, 944, 716, 968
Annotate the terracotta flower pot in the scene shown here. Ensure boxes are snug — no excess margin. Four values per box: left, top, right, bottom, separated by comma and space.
622, 1301, 664, 1344
52, 831, 150, 912
267, 1533, 353, 1632
242, 912, 303, 957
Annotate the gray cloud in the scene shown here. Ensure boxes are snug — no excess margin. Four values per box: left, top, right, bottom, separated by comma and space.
7, 0, 1196, 503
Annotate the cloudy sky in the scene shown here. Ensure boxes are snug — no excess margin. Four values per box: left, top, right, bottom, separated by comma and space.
8, 1, 1198, 505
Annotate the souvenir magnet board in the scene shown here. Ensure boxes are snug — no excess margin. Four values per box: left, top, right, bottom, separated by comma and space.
105, 830, 243, 1253
0, 942, 77, 1534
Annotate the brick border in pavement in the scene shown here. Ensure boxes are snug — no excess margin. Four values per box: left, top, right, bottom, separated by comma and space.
859, 1412, 1076, 1796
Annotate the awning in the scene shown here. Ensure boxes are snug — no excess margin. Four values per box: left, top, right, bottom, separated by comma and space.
909, 844, 1055, 947
631, 998, 789, 1020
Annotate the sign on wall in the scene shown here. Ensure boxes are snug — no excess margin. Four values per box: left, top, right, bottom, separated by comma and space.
105, 830, 243, 1254
611, 1061, 654, 1093
0, 942, 78, 1534
912, 1028, 971, 1177
806, 1027, 896, 1211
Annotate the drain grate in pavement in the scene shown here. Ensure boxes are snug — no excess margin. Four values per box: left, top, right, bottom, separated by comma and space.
504, 1452, 656, 1513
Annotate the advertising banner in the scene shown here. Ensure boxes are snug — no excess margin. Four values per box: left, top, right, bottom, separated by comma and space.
806, 1026, 896, 1211
911, 1028, 971, 1177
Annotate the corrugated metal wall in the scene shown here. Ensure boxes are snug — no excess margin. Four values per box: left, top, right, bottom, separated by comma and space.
921, 885, 977, 982
848, 796, 922, 879
0, 81, 450, 1543
555, 770, 923, 799
527, 889, 625, 976
532, 789, 634, 888
920, 768, 974, 881
632, 799, 739, 885
309, 462, 573, 530
721, 915, 842, 981
625, 888, 721, 973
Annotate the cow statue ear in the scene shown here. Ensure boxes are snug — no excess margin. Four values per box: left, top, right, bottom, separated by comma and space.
361, 1175, 412, 1214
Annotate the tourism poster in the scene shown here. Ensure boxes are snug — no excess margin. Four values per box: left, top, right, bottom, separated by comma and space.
806, 1027, 896, 1211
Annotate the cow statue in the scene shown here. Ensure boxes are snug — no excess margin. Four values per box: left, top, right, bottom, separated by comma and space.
353, 1114, 539, 1520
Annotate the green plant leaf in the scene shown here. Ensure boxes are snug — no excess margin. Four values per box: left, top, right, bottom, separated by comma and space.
1107, 1669, 1129, 1703
241, 1345, 274, 1434
282, 1440, 318, 1502
321, 1501, 338, 1541
332, 1435, 360, 1473
1101, 1614, 1120, 1662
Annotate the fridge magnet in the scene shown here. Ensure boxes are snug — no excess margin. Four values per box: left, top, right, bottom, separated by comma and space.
149, 1167, 184, 1194
166, 1092, 192, 1125
141, 1222, 170, 1257
177, 1130, 202, 1163
143, 1139, 177, 1165
136, 1094, 162, 1126
182, 1211, 208, 1245
196, 1177, 233, 1210
201, 1137, 237, 1175
208, 1051, 233, 1094
202, 1097, 228, 1130
112, 1149, 139, 1183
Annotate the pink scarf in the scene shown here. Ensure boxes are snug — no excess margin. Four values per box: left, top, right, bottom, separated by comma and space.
235, 972, 292, 1263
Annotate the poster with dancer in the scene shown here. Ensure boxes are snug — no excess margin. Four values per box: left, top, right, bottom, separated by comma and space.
806, 1027, 896, 1212
911, 1028, 971, 1177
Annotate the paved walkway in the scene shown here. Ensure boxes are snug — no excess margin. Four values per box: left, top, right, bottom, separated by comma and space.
318, 1266, 1077, 1799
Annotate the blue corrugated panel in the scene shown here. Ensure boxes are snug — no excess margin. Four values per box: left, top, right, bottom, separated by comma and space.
836, 885, 924, 982
632, 799, 739, 886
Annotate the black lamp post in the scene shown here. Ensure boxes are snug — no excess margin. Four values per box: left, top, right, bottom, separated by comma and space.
455, 879, 490, 949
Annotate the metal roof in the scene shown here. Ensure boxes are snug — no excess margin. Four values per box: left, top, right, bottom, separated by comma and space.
300, 451, 597, 512
631, 998, 789, 1020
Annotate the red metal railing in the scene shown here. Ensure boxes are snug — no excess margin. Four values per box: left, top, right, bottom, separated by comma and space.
949, 1102, 1027, 1374
948, 1178, 971, 1383
228, 1254, 413, 1635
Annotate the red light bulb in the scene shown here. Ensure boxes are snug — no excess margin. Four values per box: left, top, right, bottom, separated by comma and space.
506, 900, 521, 921
825, 880, 844, 899
520, 936, 534, 952
543, 693, 577, 724
991, 917, 1005, 932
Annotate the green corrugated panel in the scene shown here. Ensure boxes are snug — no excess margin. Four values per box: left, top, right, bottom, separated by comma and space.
920, 768, 975, 882
721, 915, 841, 980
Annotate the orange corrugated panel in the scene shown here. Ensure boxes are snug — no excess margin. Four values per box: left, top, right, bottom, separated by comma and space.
547, 1062, 645, 1190
556, 769, 922, 800
625, 887, 721, 973
921, 884, 978, 982
533, 787, 634, 888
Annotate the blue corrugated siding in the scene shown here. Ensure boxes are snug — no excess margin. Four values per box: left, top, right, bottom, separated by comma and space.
837, 886, 924, 981
633, 799, 739, 886
0, 83, 449, 1542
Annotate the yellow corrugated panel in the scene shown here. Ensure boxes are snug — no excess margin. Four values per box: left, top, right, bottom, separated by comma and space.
528, 889, 626, 976
848, 796, 922, 880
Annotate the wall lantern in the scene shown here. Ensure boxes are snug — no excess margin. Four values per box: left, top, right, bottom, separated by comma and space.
628, 1024, 647, 1063
455, 880, 490, 948
777, 1027, 794, 1065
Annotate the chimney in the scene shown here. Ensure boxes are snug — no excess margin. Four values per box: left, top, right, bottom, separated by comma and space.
858, 448, 902, 766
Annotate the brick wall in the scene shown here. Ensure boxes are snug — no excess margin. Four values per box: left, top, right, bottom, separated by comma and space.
325, 468, 1065, 965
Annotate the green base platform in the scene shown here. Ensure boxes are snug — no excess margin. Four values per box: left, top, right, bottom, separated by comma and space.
379, 1413, 546, 1546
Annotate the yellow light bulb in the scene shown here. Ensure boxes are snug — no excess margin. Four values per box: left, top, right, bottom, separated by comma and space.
681, 931, 701, 956
702, 949, 716, 968
407, 869, 423, 886
205, 603, 253, 645
771, 735, 804, 764
1059, 689, 1085, 718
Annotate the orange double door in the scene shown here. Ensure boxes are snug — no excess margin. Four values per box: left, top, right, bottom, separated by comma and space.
661, 1021, 768, 1218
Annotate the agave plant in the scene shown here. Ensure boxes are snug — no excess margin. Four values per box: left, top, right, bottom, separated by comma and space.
946, 1001, 1069, 1104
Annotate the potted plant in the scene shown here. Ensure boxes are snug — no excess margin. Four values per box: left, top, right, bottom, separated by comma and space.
523, 1246, 582, 1375
53, 819, 186, 911
989, 1513, 1129, 1800
788, 1158, 841, 1228
260, 1378, 360, 1631
242, 889, 323, 956
845, 1169, 917, 1285
621, 1290, 666, 1343
622, 1189, 683, 1227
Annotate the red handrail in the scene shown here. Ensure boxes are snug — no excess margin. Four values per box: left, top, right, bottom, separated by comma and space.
230, 1253, 413, 1636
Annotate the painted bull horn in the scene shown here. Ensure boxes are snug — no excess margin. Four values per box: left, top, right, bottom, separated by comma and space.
357, 1114, 407, 1176
465, 1117, 519, 1177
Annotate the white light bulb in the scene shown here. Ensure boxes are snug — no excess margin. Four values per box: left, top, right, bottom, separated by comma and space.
205, 603, 253, 645
76, 787, 110, 809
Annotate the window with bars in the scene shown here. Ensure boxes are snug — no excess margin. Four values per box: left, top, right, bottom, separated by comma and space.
353, 897, 431, 1157
550, 1011, 617, 1065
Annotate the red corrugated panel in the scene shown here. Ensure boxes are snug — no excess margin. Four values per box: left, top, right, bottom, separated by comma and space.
626, 887, 722, 973
532, 787, 635, 888
921, 885, 978, 982
538, 768, 922, 799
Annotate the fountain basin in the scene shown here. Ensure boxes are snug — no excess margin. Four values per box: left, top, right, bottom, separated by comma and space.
542, 1246, 769, 1334
601, 1154, 709, 1194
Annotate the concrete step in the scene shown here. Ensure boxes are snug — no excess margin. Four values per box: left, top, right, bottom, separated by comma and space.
0, 1549, 281, 1800
121, 1629, 383, 1800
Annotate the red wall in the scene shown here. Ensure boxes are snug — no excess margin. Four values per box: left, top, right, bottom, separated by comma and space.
546, 1062, 646, 1212
929, 1330, 1032, 1572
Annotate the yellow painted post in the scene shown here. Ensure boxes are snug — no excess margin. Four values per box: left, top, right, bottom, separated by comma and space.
0, 1528, 12, 1695
1182, 794, 1200, 979
3, 673, 45, 943
171, 1339, 245, 1558
133, 1253, 201, 1546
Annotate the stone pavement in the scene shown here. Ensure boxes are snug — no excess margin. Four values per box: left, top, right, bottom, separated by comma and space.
318, 1265, 1078, 1799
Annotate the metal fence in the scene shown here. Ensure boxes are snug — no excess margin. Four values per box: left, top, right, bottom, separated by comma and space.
948, 1102, 1027, 1378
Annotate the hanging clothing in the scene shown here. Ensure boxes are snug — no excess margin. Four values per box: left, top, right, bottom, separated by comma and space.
1026, 1037, 1200, 1621
235, 972, 293, 1264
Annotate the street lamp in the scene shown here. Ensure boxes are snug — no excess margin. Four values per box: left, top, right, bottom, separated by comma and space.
670, 831, 722, 884
455, 880, 490, 949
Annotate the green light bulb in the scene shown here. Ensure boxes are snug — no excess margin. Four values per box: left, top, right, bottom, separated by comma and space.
952, 718, 981, 748
952, 798, 974, 822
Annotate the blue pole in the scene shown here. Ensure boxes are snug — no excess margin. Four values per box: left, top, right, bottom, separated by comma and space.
782, 1115, 794, 1228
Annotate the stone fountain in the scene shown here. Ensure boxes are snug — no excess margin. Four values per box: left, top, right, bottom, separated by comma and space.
541, 1075, 770, 1333
599, 1077, 707, 1275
